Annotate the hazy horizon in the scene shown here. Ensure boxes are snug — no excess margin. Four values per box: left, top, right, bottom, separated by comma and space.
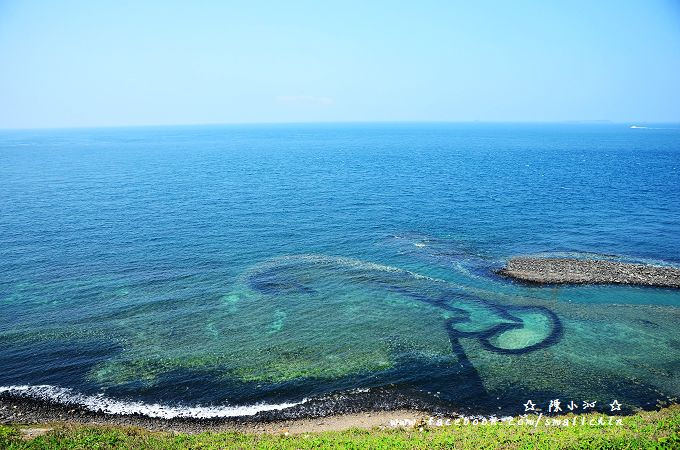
1, 0, 680, 129
3, 119, 680, 132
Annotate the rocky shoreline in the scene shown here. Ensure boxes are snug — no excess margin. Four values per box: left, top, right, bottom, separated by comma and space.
0, 396, 431, 434
498, 257, 680, 288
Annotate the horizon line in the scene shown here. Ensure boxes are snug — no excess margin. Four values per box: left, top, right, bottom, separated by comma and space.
2, 119, 680, 132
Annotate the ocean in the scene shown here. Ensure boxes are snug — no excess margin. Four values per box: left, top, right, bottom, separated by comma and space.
0, 123, 679, 419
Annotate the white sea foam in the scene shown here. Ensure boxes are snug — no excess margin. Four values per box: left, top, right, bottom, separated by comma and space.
0, 385, 306, 419
242, 253, 439, 283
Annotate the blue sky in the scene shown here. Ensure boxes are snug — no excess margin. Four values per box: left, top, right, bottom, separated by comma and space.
1, 0, 679, 128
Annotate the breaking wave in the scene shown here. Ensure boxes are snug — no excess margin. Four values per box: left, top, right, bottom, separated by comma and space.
0, 385, 306, 419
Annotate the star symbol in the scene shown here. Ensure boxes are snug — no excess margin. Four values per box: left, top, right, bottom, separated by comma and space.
524, 400, 536, 411
610, 400, 622, 411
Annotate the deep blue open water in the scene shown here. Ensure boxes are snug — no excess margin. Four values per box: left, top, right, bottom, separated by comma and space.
1, 123, 679, 418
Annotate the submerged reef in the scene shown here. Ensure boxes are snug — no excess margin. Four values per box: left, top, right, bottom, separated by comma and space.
499, 257, 680, 288
3, 253, 678, 418
246, 254, 563, 357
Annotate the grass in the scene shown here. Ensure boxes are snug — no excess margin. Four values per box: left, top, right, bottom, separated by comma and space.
0, 405, 678, 449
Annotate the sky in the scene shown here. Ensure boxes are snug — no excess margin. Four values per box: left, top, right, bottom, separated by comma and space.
1, 0, 679, 128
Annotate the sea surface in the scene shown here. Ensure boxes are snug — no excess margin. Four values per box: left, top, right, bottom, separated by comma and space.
1, 123, 679, 419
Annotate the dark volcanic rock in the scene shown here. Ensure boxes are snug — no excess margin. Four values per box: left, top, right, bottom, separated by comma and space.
498, 257, 680, 288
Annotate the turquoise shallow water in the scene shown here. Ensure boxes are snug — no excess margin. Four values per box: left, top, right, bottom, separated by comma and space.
0, 123, 679, 418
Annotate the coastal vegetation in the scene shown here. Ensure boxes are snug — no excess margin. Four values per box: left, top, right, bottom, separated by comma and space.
1, 405, 678, 449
